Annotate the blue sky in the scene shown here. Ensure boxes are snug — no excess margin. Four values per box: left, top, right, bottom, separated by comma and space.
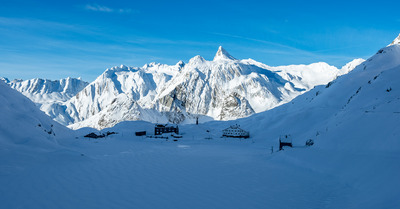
0, 0, 399, 82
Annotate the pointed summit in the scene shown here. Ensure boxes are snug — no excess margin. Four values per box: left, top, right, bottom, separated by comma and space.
213, 46, 236, 61
388, 33, 400, 46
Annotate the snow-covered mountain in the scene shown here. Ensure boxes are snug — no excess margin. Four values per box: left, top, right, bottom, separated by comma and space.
6, 77, 89, 104
0, 80, 74, 148
36, 46, 361, 130
2, 77, 89, 127
237, 34, 400, 146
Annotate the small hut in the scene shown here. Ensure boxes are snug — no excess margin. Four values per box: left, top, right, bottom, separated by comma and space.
222, 124, 250, 138
154, 124, 179, 135
135, 131, 146, 136
279, 134, 292, 150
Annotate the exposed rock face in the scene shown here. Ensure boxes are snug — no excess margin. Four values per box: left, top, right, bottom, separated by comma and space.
219, 93, 255, 120
388, 33, 400, 46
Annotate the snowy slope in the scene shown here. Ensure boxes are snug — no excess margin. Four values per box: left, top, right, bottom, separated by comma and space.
0, 80, 75, 148
59, 47, 361, 130
4, 77, 89, 126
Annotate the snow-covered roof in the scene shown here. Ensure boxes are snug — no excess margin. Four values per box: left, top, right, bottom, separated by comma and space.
223, 124, 247, 131
155, 124, 178, 128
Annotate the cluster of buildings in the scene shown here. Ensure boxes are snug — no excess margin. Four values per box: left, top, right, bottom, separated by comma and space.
136, 123, 299, 151
136, 123, 250, 139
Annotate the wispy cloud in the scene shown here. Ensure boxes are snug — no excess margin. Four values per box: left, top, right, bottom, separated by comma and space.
83, 4, 137, 14
84, 4, 113, 12
0, 17, 77, 30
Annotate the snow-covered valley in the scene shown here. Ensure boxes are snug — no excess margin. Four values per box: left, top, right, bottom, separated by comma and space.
0, 128, 367, 209
1, 35, 400, 209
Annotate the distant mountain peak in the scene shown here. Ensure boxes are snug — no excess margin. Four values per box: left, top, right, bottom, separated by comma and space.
388, 33, 400, 46
189, 55, 206, 64
7, 77, 89, 104
175, 60, 185, 68
0, 77, 10, 83
213, 46, 236, 61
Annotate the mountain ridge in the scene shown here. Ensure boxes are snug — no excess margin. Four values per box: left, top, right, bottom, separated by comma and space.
6, 77, 89, 104
5, 47, 364, 130
66, 47, 363, 130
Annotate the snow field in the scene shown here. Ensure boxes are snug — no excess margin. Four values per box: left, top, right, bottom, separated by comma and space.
0, 130, 355, 209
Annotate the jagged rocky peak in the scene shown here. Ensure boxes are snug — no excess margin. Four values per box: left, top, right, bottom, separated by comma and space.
0, 77, 10, 83
176, 60, 185, 68
119, 64, 129, 70
143, 62, 160, 68
108, 64, 132, 72
213, 46, 236, 61
103, 65, 133, 77
188, 55, 206, 64
388, 33, 400, 46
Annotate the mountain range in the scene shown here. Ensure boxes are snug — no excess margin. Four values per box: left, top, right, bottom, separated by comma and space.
3, 47, 364, 130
